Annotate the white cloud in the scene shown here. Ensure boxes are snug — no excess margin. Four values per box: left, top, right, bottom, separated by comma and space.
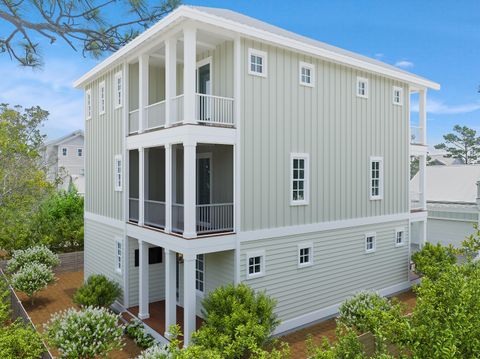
394, 60, 414, 69
411, 99, 480, 115
374, 53, 384, 59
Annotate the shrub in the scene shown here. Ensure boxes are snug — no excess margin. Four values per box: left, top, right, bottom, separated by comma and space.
125, 319, 156, 349
44, 306, 124, 359
137, 344, 173, 359
307, 324, 367, 359
6, 245, 59, 273
0, 320, 45, 359
73, 274, 121, 308
411, 242, 457, 279
11, 262, 54, 303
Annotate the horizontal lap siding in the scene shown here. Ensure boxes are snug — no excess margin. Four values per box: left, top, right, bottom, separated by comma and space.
240, 220, 409, 321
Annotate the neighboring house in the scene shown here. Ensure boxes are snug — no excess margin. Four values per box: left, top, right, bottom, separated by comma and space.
41, 130, 85, 194
74, 6, 439, 344
428, 153, 464, 166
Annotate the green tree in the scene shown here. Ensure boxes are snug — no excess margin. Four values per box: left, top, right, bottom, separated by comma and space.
0, 0, 179, 67
434, 125, 480, 164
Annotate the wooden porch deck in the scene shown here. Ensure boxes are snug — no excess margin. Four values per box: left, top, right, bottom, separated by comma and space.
128, 300, 203, 336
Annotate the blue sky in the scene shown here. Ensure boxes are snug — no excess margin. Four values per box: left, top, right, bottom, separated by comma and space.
0, 0, 479, 149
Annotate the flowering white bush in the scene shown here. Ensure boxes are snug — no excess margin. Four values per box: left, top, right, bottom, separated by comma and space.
44, 306, 124, 359
137, 344, 172, 359
10, 262, 54, 301
7, 245, 60, 273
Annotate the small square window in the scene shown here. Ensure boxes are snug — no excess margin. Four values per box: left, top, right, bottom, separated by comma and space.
62, 147, 67, 156
248, 48, 267, 77
298, 243, 313, 268
365, 233, 376, 253
77, 148, 83, 157
393, 86, 403, 105
395, 229, 405, 247
357, 77, 368, 98
299, 62, 315, 87
246, 251, 265, 279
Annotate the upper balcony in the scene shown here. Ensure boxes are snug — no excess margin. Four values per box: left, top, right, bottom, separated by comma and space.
126, 24, 235, 136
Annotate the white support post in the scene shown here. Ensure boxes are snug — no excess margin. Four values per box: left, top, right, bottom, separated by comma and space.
419, 154, 427, 210
172, 146, 177, 204
419, 89, 427, 145
139, 54, 149, 133
183, 253, 196, 346
164, 249, 176, 337
165, 38, 177, 128
183, 24, 197, 124
138, 148, 145, 226
138, 240, 149, 319
165, 144, 172, 232
183, 142, 197, 238
420, 220, 427, 248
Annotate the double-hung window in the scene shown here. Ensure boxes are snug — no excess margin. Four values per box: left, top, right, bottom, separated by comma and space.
86, 89, 92, 120
298, 243, 313, 268
291, 153, 309, 205
77, 148, 83, 157
62, 147, 67, 156
365, 233, 376, 253
357, 77, 368, 98
393, 86, 403, 105
99, 81, 106, 115
299, 62, 315, 87
370, 157, 383, 200
196, 254, 205, 295
114, 155, 122, 191
248, 48, 267, 77
246, 251, 265, 279
395, 228, 405, 247
114, 72, 123, 109
115, 238, 122, 273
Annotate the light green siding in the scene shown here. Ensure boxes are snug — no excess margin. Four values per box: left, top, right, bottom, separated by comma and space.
240, 220, 409, 321
240, 39, 409, 231
197, 41, 234, 98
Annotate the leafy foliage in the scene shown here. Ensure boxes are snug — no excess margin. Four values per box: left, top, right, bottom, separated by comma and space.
73, 274, 121, 308
44, 306, 124, 359
307, 324, 367, 359
0, 320, 46, 359
411, 242, 457, 279
126, 319, 156, 349
6, 245, 60, 273
10, 262, 54, 302
434, 125, 480, 164
459, 224, 480, 261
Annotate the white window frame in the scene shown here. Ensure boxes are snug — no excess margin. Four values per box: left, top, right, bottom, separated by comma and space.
246, 250, 265, 279
99, 81, 106, 115
395, 228, 406, 247
290, 153, 309, 206
62, 147, 67, 156
369, 156, 384, 200
114, 71, 123, 109
77, 148, 83, 157
365, 233, 376, 253
299, 61, 315, 87
86, 89, 92, 120
393, 86, 403, 106
196, 254, 205, 296
248, 48, 267, 77
115, 237, 122, 274
114, 154, 122, 191
356, 76, 369, 98
298, 242, 314, 268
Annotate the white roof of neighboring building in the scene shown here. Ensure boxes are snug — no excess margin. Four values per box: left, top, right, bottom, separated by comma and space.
44, 130, 84, 147
417, 165, 480, 204
429, 154, 464, 166
74, 5, 440, 90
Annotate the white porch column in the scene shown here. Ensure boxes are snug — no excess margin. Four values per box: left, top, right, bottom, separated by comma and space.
138, 240, 150, 319
138, 148, 145, 226
165, 38, 177, 128
419, 89, 427, 145
419, 154, 427, 210
183, 253, 196, 346
183, 142, 197, 238
164, 249, 176, 336
183, 24, 197, 124
139, 54, 149, 133
165, 144, 172, 232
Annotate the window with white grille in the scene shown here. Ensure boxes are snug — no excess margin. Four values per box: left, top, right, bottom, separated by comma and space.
365, 233, 376, 253
393, 86, 403, 105
299, 62, 315, 86
114, 155, 122, 191
196, 254, 205, 294
115, 72, 123, 108
248, 48, 267, 77
99, 81, 106, 115
357, 77, 368, 98
370, 157, 383, 200
298, 243, 313, 267
291, 154, 309, 205
247, 251, 265, 279
115, 238, 122, 273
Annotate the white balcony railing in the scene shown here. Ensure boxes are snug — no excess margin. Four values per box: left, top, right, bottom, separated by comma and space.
172, 203, 184, 233
146, 101, 166, 130
410, 126, 423, 145
129, 109, 139, 134
171, 95, 184, 124
410, 191, 423, 210
144, 199, 165, 228
196, 93, 234, 125
196, 203, 234, 234
129, 198, 139, 222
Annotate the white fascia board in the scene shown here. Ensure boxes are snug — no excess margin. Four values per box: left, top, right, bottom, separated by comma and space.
74, 6, 440, 90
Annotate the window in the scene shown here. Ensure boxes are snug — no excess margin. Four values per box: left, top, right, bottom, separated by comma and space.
299, 61, 315, 87
393, 86, 403, 105
86, 89, 92, 120
115, 238, 122, 273
291, 153, 309, 205
246, 251, 265, 279
298, 243, 313, 268
248, 48, 267, 77
196, 254, 205, 295
99, 81, 106, 115
365, 233, 376, 253
114, 72, 123, 109
114, 155, 122, 191
356, 77, 368, 98
134, 247, 162, 267
77, 148, 83, 157
395, 228, 405, 247
370, 157, 383, 200
62, 147, 67, 156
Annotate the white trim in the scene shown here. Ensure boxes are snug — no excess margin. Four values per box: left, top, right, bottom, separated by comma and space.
248, 48, 267, 77
273, 280, 413, 335
85, 211, 125, 229
393, 86, 403, 106
115, 237, 123, 274
99, 81, 106, 115
299, 61, 315, 87
395, 227, 406, 247
364, 232, 376, 253
246, 250, 265, 279
369, 156, 384, 200
290, 153, 309, 206
85, 89, 92, 120
356, 76, 369, 98
114, 71, 123, 109
195, 253, 205, 297
196, 56, 213, 94
297, 242, 313, 268
114, 154, 123, 192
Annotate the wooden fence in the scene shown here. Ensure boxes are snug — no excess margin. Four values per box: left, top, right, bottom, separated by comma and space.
0, 250, 84, 273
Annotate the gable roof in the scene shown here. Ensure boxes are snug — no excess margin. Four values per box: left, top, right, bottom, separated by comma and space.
44, 130, 84, 147
74, 5, 440, 90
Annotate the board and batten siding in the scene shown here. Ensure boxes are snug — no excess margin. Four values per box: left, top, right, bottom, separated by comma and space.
197, 41, 234, 98
84, 64, 124, 220
240, 38, 409, 232
240, 220, 409, 322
